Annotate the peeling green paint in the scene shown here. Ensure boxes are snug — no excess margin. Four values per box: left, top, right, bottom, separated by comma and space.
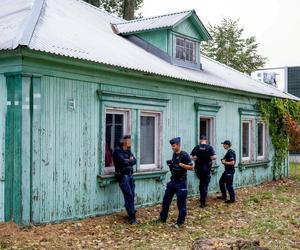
0, 74, 6, 222
0, 48, 286, 225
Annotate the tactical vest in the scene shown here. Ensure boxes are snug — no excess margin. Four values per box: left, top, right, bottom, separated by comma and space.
224, 149, 236, 171
195, 144, 212, 168
170, 152, 187, 181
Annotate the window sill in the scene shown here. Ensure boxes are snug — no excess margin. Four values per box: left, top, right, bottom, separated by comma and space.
97, 170, 168, 187
171, 57, 201, 71
238, 160, 270, 171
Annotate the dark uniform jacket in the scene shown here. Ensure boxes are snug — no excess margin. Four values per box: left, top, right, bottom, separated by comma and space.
169, 151, 192, 181
113, 146, 136, 175
223, 149, 236, 171
191, 144, 215, 170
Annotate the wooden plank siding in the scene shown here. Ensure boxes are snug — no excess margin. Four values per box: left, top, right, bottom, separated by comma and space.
23, 53, 275, 224
137, 30, 169, 53
173, 18, 202, 41
0, 74, 6, 221
0, 49, 279, 225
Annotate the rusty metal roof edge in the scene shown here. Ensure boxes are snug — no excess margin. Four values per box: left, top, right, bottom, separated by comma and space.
12, 0, 45, 49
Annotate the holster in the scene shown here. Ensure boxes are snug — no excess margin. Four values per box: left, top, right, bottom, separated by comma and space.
224, 173, 233, 182
114, 172, 122, 182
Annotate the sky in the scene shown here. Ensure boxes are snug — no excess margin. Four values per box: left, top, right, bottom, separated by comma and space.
141, 0, 300, 68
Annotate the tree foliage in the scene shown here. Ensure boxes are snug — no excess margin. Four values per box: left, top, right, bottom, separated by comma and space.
82, 0, 143, 20
258, 98, 300, 179
202, 18, 267, 74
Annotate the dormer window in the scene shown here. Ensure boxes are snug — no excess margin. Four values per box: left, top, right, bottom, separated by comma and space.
113, 10, 212, 70
175, 36, 196, 63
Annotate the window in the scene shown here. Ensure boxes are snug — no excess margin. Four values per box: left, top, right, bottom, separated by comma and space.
200, 117, 215, 145
175, 36, 196, 63
185, 40, 195, 62
175, 37, 185, 61
257, 122, 266, 160
242, 120, 252, 161
105, 108, 130, 172
140, 112, 161, 170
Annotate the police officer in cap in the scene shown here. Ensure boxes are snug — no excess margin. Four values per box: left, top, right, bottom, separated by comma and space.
158, 137, 194, 228
190, 135, 216, 208
113, 135, 138, 224
217, 140, 236, 203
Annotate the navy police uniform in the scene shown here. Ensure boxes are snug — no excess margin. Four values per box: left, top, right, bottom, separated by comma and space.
113, 146, 137, 222
219, 147, 236, 201
191, 144, 215, 206
160, 137, 193, 225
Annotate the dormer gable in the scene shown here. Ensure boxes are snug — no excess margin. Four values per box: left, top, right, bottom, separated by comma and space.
112, 10, 211, 71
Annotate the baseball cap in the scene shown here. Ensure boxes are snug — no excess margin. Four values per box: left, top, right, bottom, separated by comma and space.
221, 140, 231, 146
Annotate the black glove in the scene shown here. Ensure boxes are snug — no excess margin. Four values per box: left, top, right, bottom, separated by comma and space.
166, 160, 174, 170
166, 160, 173, 165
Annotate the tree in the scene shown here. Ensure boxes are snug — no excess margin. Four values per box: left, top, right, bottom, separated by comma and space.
83, 0, 143, 20
202, 18, 267, 74
123, 0, 135, 20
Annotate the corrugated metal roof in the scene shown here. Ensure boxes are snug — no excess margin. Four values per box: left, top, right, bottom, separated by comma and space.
0, 0, 33, 49
0, 0, 298, 101
113, 10, 192, 34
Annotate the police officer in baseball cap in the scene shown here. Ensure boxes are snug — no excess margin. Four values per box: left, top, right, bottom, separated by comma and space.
158, 137, 194, 228
190, 135, 216, 208
217, 140, 236, 203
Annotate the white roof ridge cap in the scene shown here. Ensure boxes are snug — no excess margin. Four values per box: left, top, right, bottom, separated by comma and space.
113, 9, 193, 25
13, 0, 45, 49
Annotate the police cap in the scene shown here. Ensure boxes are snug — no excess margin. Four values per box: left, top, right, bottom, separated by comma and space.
169, 137, 181, 145
221, 140, 231, 146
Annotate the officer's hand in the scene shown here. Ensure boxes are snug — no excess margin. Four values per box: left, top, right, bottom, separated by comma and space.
129, 156, 134, 160
166, 160, 173, 166
179, 163, 184, 168
221, 159, 226, 164
190, 155, 197, 161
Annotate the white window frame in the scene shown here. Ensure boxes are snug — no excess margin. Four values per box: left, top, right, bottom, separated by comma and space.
257, 122, 266, 160
139, 111, 162, 171
242, 120, 253, 162
200, 116, 215, 146
175, 36, 196, 63
104, 107, 131, 175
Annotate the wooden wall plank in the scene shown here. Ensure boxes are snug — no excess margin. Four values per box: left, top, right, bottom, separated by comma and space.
0, 74, 6, 222
29, 72, 276, 224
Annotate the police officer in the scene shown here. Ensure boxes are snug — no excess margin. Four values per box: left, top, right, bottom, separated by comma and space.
158, 137, 194, 228
113, 135, 138, 224
217, 140, 236, 203
190, 135, 216, 208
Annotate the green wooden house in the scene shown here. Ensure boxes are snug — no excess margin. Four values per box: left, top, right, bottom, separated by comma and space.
0, 0, 298, 225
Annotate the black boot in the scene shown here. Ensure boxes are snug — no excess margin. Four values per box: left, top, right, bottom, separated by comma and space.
224, 199, 235, 204
217, 195, 226, 200
129, 216, 139, 225
199, 203, 206, 208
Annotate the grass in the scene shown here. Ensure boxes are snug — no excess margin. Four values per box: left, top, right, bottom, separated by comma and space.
0, 177, 299, 249
243, 191, 273, 205
290, 162, 300, 181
